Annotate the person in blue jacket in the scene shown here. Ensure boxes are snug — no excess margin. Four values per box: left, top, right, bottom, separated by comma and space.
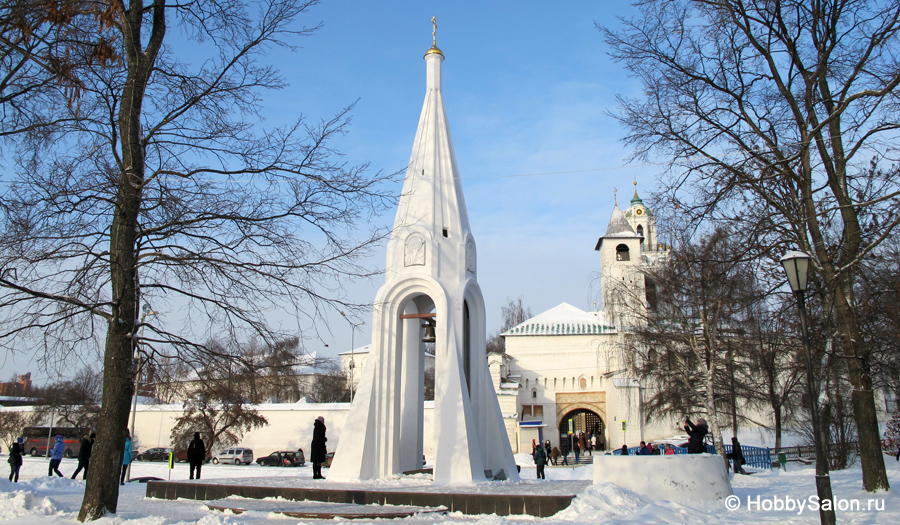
121, 430, 134, 485
48, 435, 65, 477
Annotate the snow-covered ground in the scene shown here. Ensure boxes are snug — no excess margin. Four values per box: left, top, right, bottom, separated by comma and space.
0, 452, 898, 523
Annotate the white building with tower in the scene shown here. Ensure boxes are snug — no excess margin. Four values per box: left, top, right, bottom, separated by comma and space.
489, 187, 672, 454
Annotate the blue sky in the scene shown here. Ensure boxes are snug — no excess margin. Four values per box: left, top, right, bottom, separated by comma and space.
280, 1, 661, 360
2, 1, 666, 383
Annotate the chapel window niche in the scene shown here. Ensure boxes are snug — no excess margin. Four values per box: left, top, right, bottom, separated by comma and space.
636, 225, 644, 248
616, 244, 630, 261
580, 378, 587, 389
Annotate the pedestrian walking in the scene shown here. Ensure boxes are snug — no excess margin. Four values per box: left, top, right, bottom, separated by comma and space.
551, 446, 560, 466
532, 441, 547, 479
544, 440, 552, 463
71, 433, 95, 480
187, 432, 206, 480
311, 416, 328, 479
8, 437, 23, 482
573, 438, 581, 464
560, 441, 570, 465
728, 437, 748, 474
121, 430, 134, 485
48, 435, 65, 477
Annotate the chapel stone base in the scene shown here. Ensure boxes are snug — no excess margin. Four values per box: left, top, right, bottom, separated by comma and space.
146, 478, 588, 517
593, 455, 733, 500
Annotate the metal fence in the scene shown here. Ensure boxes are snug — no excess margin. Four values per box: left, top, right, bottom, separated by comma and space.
611, 444, 772, 469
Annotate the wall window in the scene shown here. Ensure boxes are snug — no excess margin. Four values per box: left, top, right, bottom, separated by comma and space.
616, 244, 630, 261
521, 404, 544, 421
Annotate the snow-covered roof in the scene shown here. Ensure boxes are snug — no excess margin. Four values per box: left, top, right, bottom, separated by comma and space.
603, 205, 639, 238
502, 303, 616, 336
338, 344, 434, 358
594, 204, 642, 251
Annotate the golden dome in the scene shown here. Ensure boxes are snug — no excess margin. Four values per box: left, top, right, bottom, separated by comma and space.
424, 44, 444, 58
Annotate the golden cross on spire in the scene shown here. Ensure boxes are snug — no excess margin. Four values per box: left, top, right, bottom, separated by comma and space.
432, 16, 437, 46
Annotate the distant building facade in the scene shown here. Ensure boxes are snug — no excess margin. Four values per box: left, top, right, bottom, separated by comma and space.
489, 188, 673, 454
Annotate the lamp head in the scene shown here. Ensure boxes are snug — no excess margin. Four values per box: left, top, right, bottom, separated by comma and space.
780, 250, 811, 293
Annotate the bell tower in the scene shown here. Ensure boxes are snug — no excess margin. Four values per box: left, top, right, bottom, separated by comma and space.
595, 190, 646, 327
328, 24, 519, 484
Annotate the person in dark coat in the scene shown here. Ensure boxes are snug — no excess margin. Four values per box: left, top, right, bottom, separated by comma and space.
532, 441, 547, 479
187, 432, 206, 480
684, 417, 709, 454
311, 416, 327, 479
728, 436, 747, 474
71, 433, 95, 480
550, 446, 560, 465
544, 440, 552, 464
620, 444, 629, 455
8, 437, 23, 482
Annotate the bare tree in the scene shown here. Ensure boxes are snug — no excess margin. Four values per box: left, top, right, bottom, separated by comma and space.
627, 226, 761, 459
741, 299, 804, 451
603, 0, 900, 491
32, 367, 102, 431
169, 380, 268, 460
486, 297, 533, 354
304, 363, 350, 403
0, 410, 37, 449
0, 1, 393, 519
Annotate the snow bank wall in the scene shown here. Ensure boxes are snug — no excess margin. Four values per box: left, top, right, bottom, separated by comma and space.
593, 454, 732, 500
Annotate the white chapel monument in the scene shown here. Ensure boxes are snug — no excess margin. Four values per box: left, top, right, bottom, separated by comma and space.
328, 22, 520, 484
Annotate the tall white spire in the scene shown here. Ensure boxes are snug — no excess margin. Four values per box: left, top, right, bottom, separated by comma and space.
386, 44, 472, 282
328, 32, 518, 485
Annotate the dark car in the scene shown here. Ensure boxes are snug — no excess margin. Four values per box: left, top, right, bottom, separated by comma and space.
256, 450, 305, 467
136, 447, 172, 462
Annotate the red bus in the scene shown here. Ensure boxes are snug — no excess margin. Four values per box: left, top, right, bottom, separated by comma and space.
22, 426, 86, 458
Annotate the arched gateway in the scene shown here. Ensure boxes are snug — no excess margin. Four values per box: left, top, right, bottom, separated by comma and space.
558, 409, 605, 450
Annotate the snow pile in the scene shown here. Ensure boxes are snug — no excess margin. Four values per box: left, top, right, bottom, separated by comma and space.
554, 482, 647, 521
514, 452, 535, 467
0, 487, 62, 521
22, 475, 84, 493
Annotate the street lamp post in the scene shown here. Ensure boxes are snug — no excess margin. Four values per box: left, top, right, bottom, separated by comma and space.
780, 251, 836, 525
127, 303, 156, 481
340, 313, 363, 402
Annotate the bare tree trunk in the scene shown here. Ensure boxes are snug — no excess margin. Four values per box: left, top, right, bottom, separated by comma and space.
774, 405, 783, 451
834, 290, 889, 490
704, 367, 726, 458
78, 1, 165, 521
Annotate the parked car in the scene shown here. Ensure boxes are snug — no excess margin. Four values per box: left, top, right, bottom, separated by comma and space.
212, 447, 253, 465
136, 447, 172, 462
256, 450, 304, 467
